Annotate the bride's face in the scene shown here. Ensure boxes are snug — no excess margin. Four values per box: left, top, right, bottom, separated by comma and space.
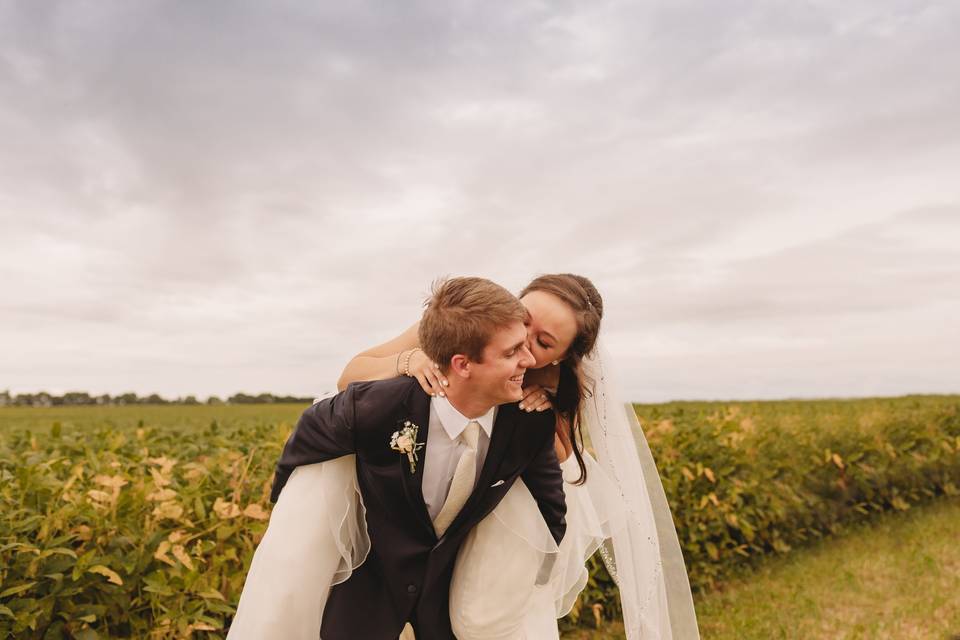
520, 290, 578, 369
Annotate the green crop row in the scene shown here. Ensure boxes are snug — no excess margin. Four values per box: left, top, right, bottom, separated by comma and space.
2, 396, 958, 637
0, 418, 283, 638
636, 395, 960, 592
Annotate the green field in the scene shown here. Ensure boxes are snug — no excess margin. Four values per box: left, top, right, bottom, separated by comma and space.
0, 404, 306, 435
561, 496, 960, 639
2, 396, 958, 638
632, 395, 960, 592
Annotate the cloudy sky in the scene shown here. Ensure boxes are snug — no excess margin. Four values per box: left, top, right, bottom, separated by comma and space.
2, 1, 958, 402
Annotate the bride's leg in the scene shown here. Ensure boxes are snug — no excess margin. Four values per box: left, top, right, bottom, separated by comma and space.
229, 463, 346, 639
520, 586, 560, 640
450, 481, 559, 640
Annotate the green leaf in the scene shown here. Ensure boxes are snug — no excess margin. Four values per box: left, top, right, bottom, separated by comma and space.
0, 582, 36, 598
194, 496, 207, 520
38, 547, 77, 560
705, 542, 720, 561
143, 584, 174, 596
0, 542, 38, 554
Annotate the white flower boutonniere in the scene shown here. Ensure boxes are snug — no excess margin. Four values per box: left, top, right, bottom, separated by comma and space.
390, 421, 425, 474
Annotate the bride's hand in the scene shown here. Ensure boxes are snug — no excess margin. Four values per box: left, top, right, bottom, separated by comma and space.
519, 384, 553, 413
405, 349, 449, 397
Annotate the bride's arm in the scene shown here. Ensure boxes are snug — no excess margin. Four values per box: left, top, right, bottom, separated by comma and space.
336, 322, 449, 396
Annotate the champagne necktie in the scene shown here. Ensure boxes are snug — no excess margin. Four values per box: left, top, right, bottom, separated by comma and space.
432, 420, 481, 536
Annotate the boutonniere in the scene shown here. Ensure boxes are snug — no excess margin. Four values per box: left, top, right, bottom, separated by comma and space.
390, 420, 425, 474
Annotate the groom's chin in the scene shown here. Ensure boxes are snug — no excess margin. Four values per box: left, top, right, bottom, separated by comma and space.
505, 385, 524, 403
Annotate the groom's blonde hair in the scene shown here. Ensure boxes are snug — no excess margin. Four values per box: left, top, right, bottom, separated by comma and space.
419, 277, 528, 373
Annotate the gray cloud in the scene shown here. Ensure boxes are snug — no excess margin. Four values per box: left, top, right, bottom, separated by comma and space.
2, 0, 958, 401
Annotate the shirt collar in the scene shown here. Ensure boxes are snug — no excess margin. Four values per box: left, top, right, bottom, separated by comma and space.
432, 395, 496, 440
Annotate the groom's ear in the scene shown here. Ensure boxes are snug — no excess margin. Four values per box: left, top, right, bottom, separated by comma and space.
449, 354, 471, 378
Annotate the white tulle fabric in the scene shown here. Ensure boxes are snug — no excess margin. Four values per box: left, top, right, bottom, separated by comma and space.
227, 456, 369, 640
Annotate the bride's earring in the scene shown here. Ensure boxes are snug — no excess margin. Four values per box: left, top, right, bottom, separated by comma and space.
551, 360, 560, 365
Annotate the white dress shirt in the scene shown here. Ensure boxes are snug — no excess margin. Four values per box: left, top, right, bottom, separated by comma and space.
421, 396, 497, 521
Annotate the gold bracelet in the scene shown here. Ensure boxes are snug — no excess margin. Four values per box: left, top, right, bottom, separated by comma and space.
402, 347, 421, 377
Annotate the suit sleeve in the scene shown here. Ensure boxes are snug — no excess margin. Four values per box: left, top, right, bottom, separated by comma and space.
520, 419, 567, 545
270, 384, 358, 502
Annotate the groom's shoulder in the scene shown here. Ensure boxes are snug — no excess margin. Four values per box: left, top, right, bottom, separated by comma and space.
343, 376, 423, 419
508, 401, 556, 440
345, 376, 421, 401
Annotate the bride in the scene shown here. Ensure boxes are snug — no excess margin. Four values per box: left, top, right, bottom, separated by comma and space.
228, 274, 699, 639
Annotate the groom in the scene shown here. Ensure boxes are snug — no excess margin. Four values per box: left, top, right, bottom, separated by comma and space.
270, 276, 566, 639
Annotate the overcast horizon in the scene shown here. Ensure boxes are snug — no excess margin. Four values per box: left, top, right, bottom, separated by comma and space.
2, 1, 959, 403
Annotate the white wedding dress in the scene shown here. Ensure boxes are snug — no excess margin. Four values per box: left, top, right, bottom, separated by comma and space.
229, 349, 699, 640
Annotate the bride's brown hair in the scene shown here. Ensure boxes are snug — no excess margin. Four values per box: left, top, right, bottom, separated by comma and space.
519, 274, 603, 485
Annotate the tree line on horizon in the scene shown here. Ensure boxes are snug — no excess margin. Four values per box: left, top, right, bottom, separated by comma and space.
0, 390, 315, 407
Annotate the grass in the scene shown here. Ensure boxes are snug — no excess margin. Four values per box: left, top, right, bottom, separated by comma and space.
564, 497, 960, 639
562, 622, 626, 639
694, 496, 960, 639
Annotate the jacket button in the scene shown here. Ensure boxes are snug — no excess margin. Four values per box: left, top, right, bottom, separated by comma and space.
407, 584, 418, 594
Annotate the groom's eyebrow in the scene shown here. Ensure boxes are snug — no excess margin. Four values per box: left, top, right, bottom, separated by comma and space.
507, 339, 526, 353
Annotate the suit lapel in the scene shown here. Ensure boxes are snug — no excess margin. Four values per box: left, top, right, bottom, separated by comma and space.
476, 403, 519, 492
399, 387, 436, 537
